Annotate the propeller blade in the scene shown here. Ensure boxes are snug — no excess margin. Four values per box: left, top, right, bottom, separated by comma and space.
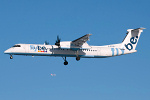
55, 35, 61, 46
45, 41, 49, 45
57, 35, 61, 42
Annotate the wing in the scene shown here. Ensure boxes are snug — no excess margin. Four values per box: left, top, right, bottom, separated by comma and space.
71, 34, 92, 47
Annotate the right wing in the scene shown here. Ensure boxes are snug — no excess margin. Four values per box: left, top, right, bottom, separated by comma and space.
71, 34, 92, 47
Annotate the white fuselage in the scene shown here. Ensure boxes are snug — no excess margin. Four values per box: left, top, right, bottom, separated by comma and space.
4, 44, 136, 58
4, 28, 145, 65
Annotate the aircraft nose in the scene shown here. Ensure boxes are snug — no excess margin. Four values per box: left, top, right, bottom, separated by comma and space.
4, 49, 11, 54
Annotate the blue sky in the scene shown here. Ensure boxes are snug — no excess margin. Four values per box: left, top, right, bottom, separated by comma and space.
0, 0, 150, 100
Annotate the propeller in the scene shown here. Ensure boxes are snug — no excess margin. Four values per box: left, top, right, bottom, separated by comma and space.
44, 41, 49, 45
55, 35, 61, 46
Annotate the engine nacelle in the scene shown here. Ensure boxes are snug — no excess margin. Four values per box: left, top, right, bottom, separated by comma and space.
60, 41, 71, 49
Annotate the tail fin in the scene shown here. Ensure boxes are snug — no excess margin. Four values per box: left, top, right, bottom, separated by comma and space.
121, 27, 145, 51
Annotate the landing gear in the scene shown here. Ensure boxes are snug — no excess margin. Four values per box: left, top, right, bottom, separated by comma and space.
75, 50, 80, 61
10, 55, 13, 59
62, 57, 68, 65
64, 61, 68, 65
76, 56, 80, 61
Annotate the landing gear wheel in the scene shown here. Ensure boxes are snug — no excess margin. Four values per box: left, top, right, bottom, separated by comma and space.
64, 61, 68, 65
62, 57, 68, 65
10, 55, 13, 59
76, 57, 80, 61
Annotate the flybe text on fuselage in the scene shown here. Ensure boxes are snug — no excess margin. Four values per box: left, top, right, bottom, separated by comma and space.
30, 45, 49, 52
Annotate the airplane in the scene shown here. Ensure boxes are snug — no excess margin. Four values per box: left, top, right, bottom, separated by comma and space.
4, 28, 145, 65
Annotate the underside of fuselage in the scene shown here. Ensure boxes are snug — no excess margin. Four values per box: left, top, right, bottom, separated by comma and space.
7, 52, 109, 58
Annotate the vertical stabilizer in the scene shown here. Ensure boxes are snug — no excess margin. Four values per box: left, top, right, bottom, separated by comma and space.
122, 28, 145, 51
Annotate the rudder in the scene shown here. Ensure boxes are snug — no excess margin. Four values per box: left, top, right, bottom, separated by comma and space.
121, 28, 145, 51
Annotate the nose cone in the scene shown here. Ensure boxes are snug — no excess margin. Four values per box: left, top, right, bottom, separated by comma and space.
4, 49, 11, 54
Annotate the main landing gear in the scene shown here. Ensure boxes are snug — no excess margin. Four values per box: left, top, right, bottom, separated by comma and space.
10, 55, 13, 59
62, 57, 68, 65
76, 56, 80, 61
62, 56, 80, 65
75, 50, 80, 61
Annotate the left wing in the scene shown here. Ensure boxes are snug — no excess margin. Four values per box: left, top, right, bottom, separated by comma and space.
71, 34, 92, 47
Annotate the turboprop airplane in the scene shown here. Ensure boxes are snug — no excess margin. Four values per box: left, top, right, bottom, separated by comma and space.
4, 28, 145, 65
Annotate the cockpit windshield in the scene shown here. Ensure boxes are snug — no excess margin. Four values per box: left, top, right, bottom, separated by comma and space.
12, 45, 21, 47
